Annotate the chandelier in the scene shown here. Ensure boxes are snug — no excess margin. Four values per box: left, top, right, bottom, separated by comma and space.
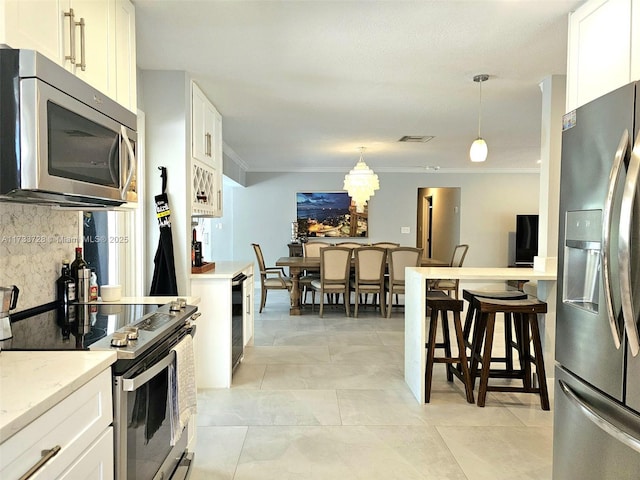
343, 147, 379, 213
470, 74, 489, 162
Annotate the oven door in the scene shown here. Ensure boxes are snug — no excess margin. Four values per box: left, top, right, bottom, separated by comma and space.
113, 339, 191, 480
18, 77, 137, 203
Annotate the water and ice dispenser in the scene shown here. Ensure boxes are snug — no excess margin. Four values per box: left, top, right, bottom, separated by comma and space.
563, 210, 603, 313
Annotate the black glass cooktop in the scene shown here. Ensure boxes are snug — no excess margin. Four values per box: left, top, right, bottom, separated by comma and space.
2, 304, 161, 351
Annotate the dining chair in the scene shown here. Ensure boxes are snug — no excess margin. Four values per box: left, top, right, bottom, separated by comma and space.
367, 242, 400, 303
303, 241, 334, 257
299, 241, 333, 306
329, 242, 361, 302
252, 243, 293, 313
310, 247, 352, 317
372, 242, 400, 249
429, 244, 469, 299
351, 246, 387, 317
385, 247, 423, 318
335, 241, 365, 255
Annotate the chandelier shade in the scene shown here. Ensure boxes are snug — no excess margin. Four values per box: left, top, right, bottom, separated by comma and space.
343, 148, 379, 213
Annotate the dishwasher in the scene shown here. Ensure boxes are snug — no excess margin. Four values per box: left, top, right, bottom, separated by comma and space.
231, 273, 247, 371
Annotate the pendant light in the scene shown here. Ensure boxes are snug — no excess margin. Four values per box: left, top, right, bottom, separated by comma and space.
470, 74, 489, 163
343, 147, 379, 213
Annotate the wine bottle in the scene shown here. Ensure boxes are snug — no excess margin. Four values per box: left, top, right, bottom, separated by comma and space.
71, 247, 89, 300
56, 260, 76, 305
192, 229, 197, 267
56, 260, 77, 325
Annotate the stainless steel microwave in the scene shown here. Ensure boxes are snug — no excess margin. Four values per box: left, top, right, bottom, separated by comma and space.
0, 48, 137, 207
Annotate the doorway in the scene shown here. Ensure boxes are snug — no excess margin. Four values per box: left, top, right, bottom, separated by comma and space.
416, 187, 461, 261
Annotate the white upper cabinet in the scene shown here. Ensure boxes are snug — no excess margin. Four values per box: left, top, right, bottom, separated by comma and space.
632, 0, 640, 81
0, 0, 63, 62
566, 0, 639, 111
114, 0, 137, 111
192, 84, 209, 164
192, 82, 222, 169
64, 0, 115, 99
191, 82, 223, 217
0, 0, 137, 111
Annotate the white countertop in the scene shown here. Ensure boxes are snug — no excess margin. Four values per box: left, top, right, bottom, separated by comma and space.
406, 266, 557, 280
190, 261, 254, 279
89, 295, 201, 305
0, 351, 117, 443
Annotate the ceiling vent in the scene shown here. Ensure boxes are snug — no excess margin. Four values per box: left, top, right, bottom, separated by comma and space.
398, 135, 434, 143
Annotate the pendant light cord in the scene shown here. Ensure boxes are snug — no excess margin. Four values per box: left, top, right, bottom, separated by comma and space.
477, 78, 483, 138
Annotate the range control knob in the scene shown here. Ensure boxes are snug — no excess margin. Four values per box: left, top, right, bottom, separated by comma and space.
123, 326, 139, 340
111, 332, 128, 347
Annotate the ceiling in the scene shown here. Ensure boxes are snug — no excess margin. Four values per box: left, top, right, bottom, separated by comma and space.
134, 0, 583, 174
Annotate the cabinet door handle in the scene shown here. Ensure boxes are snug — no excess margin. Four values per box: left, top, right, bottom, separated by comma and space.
18, 445, 61, 480
217, 190, 221, 211
76, 17, 86, 71
64, 9, 76, 65
246, 294, 251, 315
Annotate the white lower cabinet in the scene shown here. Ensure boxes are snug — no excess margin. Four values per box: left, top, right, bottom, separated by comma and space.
191, 262, 254, 388
58, 427, 113, 480
0, 369, 113, 480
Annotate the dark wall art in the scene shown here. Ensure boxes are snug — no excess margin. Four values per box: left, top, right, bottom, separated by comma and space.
296, 192, 368, 238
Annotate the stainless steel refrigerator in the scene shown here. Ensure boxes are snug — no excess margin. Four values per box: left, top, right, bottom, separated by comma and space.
554, 81, 640, 478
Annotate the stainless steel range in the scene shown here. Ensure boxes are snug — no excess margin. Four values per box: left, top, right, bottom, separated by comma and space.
3, 301, 200, 480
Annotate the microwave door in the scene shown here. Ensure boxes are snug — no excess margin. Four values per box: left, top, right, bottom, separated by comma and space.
20, 77, 125, 202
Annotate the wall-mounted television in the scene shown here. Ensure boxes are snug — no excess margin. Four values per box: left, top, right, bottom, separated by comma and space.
515, 214, 539, 266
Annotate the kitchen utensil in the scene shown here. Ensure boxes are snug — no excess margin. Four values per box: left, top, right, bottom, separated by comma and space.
0, 285, 19, 340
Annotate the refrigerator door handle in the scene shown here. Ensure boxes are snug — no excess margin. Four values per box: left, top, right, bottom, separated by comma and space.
559, 380, 640, 454
602, 129, 629, 350
619, 130, 640, 356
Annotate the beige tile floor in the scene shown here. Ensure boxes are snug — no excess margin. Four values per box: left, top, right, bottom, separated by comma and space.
192, 292, 554, 480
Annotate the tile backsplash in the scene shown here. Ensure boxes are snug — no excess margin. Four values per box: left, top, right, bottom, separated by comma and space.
0, 203, 80, 312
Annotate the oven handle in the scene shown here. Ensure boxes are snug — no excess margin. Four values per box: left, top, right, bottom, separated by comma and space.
121, 350, 175, 392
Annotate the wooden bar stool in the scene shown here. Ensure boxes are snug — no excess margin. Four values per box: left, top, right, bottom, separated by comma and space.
469, 297, 550, 409
462, 289, 528, 372
424, 291, 474, 404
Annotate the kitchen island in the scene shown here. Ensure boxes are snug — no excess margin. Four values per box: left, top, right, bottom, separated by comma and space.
191, 261, 254, 388
405, 266, 557, 404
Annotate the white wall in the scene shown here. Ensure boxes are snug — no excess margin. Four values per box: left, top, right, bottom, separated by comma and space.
210, 171, 540, 271
139, 70, 191, 295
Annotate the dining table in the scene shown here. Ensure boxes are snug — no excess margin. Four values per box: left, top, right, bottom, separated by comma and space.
404, 266, 558, 404
275, 256, 449, 315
